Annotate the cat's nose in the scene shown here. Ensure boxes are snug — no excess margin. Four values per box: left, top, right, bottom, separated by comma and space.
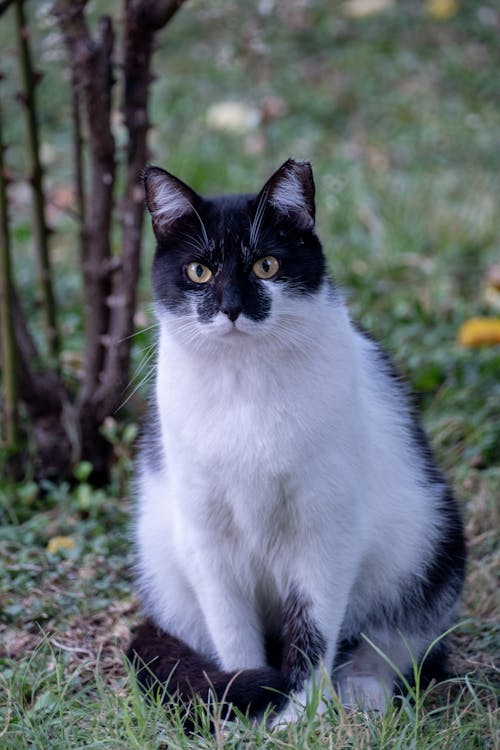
220, 303, 241, 322
219, 287, 242, 322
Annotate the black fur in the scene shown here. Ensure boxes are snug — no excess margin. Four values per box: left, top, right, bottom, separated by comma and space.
127, 620, 289, 732
281, 587, 327, 691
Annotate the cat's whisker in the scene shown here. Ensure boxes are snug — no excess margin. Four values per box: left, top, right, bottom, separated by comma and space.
177, 230, 209, 256
114, 364, 156, 414
249, 185, 269, 250
119, 321, 159, 343
117, 346, 156, 404
131, 345, 157, 380
190, 205, 210, 250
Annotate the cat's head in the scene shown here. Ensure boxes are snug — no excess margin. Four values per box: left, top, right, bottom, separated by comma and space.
145, 159, 326, 347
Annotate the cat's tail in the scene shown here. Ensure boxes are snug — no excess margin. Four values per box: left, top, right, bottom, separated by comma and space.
127, 620, 289, 730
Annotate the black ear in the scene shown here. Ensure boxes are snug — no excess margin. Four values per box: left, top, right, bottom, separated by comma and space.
144, 166, 200, 237
260, 159, 315, 227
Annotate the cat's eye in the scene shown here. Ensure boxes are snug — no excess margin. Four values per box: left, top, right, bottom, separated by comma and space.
253, 256, 279, 280
186, 262, 212, 284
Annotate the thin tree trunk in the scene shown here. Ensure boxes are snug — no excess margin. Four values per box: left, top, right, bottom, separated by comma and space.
11, 289, 74, 480
51, 0, 187, 480
95, 0, 188, 420
70, 71, 87, 270
53, 1, 117, 481
0, 101, 19, 453
14, 0, 59, 361
1, 2, 71, 479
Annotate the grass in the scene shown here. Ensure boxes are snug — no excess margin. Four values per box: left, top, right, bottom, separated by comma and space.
1, 0, 499, 747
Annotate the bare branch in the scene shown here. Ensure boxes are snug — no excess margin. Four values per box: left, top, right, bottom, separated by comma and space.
11, 289, 74, 480
53, 2, 116, 407
95, 0, 186, 418
70, 67, 87, 269
14, 0, 60, 361
133, 0, 188, 30
0, 100, 19, 451
0, 0, 15, 18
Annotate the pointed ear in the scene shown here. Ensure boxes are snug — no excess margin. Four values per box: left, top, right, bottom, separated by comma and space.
261, 159, 315, 227
144, 166, 199, 237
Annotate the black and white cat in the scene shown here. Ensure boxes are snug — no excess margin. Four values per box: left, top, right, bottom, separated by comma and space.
128, 159, 465, 726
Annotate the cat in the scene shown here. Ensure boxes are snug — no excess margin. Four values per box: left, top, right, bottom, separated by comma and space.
128, 158, 466, 728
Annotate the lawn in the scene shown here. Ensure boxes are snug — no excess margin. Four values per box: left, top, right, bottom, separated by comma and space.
0, 0, 499, 747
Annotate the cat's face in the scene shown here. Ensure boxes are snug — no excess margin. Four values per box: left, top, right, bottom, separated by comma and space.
145, 159, 326, 346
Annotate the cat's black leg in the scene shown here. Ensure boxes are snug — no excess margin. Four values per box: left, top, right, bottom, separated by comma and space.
270, 584, 336, 725
281, 586, 327, 691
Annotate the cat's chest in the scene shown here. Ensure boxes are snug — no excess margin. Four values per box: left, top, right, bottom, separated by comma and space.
157, 345, 325, 474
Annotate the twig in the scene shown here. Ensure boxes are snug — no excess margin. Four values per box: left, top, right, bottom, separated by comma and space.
50, 638, 93, 657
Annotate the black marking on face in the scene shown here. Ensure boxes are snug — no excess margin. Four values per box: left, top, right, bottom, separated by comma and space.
147, 161, 329, 327
281, 587, 327, 691
254, 216, 325, 295
151, 195, 275, 324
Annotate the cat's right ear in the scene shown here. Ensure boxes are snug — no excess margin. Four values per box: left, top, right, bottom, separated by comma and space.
144, 166, 199, 238
258, 159, 316, 229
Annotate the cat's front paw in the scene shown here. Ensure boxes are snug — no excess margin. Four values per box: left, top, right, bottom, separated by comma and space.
269, 696, 303, 729
335, 674, 390, 713
270, 688, 330, 729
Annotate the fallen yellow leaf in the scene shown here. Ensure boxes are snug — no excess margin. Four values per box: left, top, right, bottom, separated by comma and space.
46, 536, 76, 554
425, 0, 459, 21
458, 318, 500, 347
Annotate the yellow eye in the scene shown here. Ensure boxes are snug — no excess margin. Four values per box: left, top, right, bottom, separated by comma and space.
186, 262, 212, 284
253, 256, 279, 280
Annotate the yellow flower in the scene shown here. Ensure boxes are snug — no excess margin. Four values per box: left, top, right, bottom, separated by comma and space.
46, 536, 76, 554
458, 318, 500, 347
425, 0, 459, 21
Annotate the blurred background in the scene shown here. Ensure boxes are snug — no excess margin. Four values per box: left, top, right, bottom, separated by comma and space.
0, 0, 498, 744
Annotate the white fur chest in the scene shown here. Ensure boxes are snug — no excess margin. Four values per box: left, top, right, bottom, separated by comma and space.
156, 324, 353, 483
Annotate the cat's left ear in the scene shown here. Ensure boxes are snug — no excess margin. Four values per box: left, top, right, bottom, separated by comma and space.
259, 159, 316, 228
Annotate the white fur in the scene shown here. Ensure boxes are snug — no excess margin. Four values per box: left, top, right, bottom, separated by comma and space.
269, 170, 311, 219
148, 173, 192, 229
135, 280, 446, 716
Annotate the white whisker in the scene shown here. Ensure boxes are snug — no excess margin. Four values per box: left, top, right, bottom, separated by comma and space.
119, 321, 159, 343
114, 364, 156, 413
249, 185, 269, 251
191, 205, 210, 250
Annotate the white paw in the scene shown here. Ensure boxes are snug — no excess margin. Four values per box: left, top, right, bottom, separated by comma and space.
270, 688, 331, 729
269, 689, 306, 728
335, 674, 390, 713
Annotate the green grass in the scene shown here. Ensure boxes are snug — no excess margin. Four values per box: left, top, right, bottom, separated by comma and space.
1, 0, 499, 746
